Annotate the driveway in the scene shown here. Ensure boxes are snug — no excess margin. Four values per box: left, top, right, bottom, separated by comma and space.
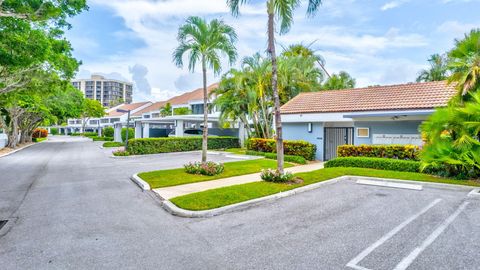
0, 136, 479, 269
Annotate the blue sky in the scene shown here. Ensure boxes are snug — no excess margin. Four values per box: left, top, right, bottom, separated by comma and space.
65, 0, 480, 102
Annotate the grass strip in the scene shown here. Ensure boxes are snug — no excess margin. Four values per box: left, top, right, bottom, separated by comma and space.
171, 167, 480, 211
138, 159, 293, 189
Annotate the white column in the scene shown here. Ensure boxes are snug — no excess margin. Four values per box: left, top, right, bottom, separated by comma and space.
238, 122, 246, 147
175, 120, 184, 137
97, 126, 102, 137
142, 123, 150, 138
64, 128, 68, 135
114, 124, 122, 142
135, 122, 142, 139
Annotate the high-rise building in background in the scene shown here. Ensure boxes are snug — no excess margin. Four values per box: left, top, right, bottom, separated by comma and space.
72, 75, 133, 108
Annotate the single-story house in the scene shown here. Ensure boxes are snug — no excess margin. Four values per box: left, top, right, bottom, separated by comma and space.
280, 81, 456, 161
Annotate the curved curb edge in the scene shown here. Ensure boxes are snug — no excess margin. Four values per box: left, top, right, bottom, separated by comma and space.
161, 176, 348, 218
130, 174, 151, 191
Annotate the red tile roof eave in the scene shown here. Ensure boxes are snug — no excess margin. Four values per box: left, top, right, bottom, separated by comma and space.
280, 106, 448, 115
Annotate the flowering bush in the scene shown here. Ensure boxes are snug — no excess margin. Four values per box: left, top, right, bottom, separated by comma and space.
337, 144, 420, 160
260, 169, 294, 183
32, 128, 48, 138
184, 162, 225, 176
246, 138, 317, 160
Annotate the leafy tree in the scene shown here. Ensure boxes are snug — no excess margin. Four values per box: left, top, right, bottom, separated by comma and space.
416, 54, 449, 82
0, 0, 87, 28
80, 99, 104, 133
173, 107, 191, 116
448, 29, 480, 98
227, 0, 323, 174
173, 16, 237, 163
160, 103, 172, 117
322, 71, 356, 90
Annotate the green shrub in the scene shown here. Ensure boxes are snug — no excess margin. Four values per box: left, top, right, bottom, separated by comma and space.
103, 142, 124, 147
128, 137, 240, 155
91, 136, 114, 141
337, 144, 420, 160
103, 126, 114, 137
50, 128, 58, 135
83, 132, 98, 138
33, 137, 47, 142
260, 169, 294, 183
246, 138, 316, 160
113, 150, 130, 156
245, 150, 307, 164
325, 157, 420, 173
184, 162, 224, 176
121, 128, 134, 142
70, 133, 81, 136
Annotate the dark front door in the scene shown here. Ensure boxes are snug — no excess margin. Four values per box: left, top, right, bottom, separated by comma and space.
324, 127, 354, 161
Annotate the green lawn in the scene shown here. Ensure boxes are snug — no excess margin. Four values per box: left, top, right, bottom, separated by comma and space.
138, 159, 294, 189
224, 148, 247, 155
170, 167, 480, 211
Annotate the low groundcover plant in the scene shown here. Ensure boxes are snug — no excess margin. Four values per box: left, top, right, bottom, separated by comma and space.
184, 161, 225, 176
260, 169, 294, 183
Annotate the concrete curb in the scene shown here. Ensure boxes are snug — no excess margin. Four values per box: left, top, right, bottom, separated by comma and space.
130, 174, 151, 191
110, 150, 203, 159
468, 189, 480, 198
0, 139, 48, 158
161, 176, 347, 218
352, 176, 477, 191
159, 176, 480, 218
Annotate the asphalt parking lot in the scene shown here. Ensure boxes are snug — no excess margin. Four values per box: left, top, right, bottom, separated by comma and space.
0, 137, 479, 269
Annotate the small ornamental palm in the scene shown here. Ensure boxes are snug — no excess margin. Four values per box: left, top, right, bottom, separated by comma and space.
172, 16, 237, 163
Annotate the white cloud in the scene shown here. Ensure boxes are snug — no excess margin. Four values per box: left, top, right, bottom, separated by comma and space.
71, 0, 434, 101
380, 0, 410, 11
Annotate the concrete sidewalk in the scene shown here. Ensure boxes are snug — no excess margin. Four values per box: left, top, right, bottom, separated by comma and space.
153, 162, 324, 200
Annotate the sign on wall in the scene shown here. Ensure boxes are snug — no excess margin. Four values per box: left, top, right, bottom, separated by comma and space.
372, 134, 422, 145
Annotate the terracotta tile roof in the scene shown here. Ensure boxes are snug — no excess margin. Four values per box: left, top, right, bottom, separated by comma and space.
107, 102, 151, 117
166, 83, 218, 105
132, 101, 167, 116
280, 81, 457, 114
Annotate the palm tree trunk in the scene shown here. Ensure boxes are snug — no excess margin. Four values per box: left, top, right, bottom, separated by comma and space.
201, 56, 208, 163
267, 10, 284, 174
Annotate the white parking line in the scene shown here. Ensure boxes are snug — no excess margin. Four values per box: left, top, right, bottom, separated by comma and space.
393, 201, 470, 270
346, 198, 442, 270
356, 179, 423, 191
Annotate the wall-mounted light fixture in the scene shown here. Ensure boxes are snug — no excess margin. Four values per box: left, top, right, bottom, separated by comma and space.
308, 123, 313, 133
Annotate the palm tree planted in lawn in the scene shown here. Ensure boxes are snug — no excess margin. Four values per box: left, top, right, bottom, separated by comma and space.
226, 0, 322, 174
173, 16, 238, 163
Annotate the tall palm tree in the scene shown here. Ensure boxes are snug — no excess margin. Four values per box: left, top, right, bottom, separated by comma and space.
448, 29, 480, 98
416, 54, 449, 82
227, 0, 322, 174
173, 16, 237, 163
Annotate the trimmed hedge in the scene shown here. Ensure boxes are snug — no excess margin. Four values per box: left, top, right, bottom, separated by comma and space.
246, 138, 316, 160
245, 150, 307, 164
50, 128, 59, 135
325, 157, 420, 173
121, 128, 134, 141
127, 137, 240, 155
92, 136, 114, 141
83, 132, 98, 138
337, 144, 420, 160
103, 141, 124, 147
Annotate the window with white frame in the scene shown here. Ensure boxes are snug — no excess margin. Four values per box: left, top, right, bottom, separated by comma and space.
357, 127, 370, 138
